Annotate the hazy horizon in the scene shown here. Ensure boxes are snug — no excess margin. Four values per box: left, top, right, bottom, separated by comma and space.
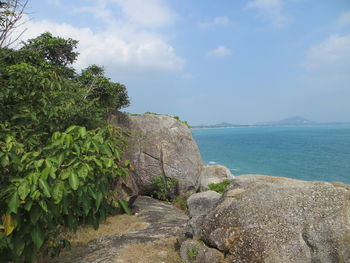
21, 0, 350, 126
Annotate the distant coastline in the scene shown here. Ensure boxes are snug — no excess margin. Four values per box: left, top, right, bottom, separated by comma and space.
192, 116, 350, 129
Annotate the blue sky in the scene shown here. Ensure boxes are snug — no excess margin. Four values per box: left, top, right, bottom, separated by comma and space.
21, 0, 350, 125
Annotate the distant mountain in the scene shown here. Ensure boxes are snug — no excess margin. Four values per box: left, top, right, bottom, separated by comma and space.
192, 116, 317, 129
256, 116, 316, 126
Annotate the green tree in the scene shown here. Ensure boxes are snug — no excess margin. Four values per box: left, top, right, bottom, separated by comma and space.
0, 32, 131, 262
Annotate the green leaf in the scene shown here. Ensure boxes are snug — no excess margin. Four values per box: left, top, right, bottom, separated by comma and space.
69, 172, 79, 190
38, 178, 51, 198
78, 127, 87, 138
41, 167, 51, 180
65, 125, 77, 133
60, 170, 70, 180
39, 200, 48, 213
13, 234, 25, 257
1, 154, 9, 167
8, 192, 20, 214
34, 159, 44, 168
119, 199, 131, 215
95, 192, 103, 211
18, 180, 30, 200
31, 225, 45, 249
93, 158, 103, 168
24, 200, 33, 211
52, 181, 64, 204
30, 205, 41, 224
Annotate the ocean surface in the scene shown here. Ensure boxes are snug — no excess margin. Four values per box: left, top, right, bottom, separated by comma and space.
192, 125, 350, 185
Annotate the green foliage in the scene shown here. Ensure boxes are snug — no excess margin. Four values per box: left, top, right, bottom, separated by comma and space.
186, 246, 199, 261
0, 32, 131, 262
172, 196, 188, 213
207, 179, 231, 194
151, 174, 178, 202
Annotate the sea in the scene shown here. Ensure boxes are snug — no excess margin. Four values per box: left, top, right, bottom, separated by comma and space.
191, 124, 350, 185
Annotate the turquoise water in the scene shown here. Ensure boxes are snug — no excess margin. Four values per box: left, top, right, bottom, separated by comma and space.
192, 125, 350, 184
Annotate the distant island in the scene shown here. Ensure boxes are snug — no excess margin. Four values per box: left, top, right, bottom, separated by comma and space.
192, 116, 350, 129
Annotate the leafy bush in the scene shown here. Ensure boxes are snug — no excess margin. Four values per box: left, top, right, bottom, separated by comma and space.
151, 174, 178, 202
207, 179, 231, 194
0, 125, 129, 261
0, 32, 131, 262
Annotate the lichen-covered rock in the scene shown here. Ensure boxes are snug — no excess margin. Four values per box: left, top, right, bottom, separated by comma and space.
108, 111, 203, 196
180, 239, 225, 263
187, 190, 222, 218
198, 174, 350, 263
199, 165, 233, 191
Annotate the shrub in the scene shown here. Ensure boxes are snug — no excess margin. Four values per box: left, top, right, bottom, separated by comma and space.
0, 32, 131, 262
207, 179, 231, 194
151, 174, 178, 202
0, 125, 129, 262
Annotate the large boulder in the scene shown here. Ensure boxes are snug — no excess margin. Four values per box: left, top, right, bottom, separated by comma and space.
198, 165, 234, 191
197, 174, 350, 263
108, 112, 203, 196
187, 190, 222, 218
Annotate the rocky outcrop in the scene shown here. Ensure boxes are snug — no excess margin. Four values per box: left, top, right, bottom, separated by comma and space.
197, 174, 350, 263
50, 196, 188, 263
198, 165, 234, 191
108, 112, 203, 196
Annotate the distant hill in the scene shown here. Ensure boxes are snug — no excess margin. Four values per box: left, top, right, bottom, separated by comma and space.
192, 116, 317, 129
256, 116, 316, 126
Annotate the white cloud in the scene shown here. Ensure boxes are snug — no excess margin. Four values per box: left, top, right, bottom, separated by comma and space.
199, 16, 230, 29
305, 34, 350, 71
206, 46, 232, 57
112, 0, 177, 28
337, 9, 350, 28
246, 0, 291, 28
19, 19, 184, 73
16, 0, 184, 78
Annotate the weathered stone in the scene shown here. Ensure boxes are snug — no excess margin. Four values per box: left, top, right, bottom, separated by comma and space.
198, 174, 350, 263
180, 239, 225, 263
108, 111, 203, 196
199, 165, 234, 191
187, 190, 222, 218
50, 196, 189, 263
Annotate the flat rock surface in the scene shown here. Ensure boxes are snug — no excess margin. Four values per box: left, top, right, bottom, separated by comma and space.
50, 196, 188, 263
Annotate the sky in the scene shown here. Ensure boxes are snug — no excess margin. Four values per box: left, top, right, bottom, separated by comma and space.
16, 0, 350, 125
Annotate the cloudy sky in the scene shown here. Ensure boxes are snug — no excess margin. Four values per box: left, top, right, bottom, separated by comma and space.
19, 0, 350, 125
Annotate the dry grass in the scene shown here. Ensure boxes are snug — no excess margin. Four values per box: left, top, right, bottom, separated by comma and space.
116, 237, 184, 263
62, 214, 149, 245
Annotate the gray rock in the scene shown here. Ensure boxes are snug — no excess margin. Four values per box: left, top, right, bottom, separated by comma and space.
50, 196, 189, 263
199, 165, 233, 191
180, 239, 225, 263
198, 174, 350, 263
108, 111, 203, 196
187, 190, 222, 218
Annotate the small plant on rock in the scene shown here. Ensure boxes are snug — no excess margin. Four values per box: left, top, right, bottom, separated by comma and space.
151, 174, 178, 201
186, 246, 198, 262
208, 179, 231, 194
